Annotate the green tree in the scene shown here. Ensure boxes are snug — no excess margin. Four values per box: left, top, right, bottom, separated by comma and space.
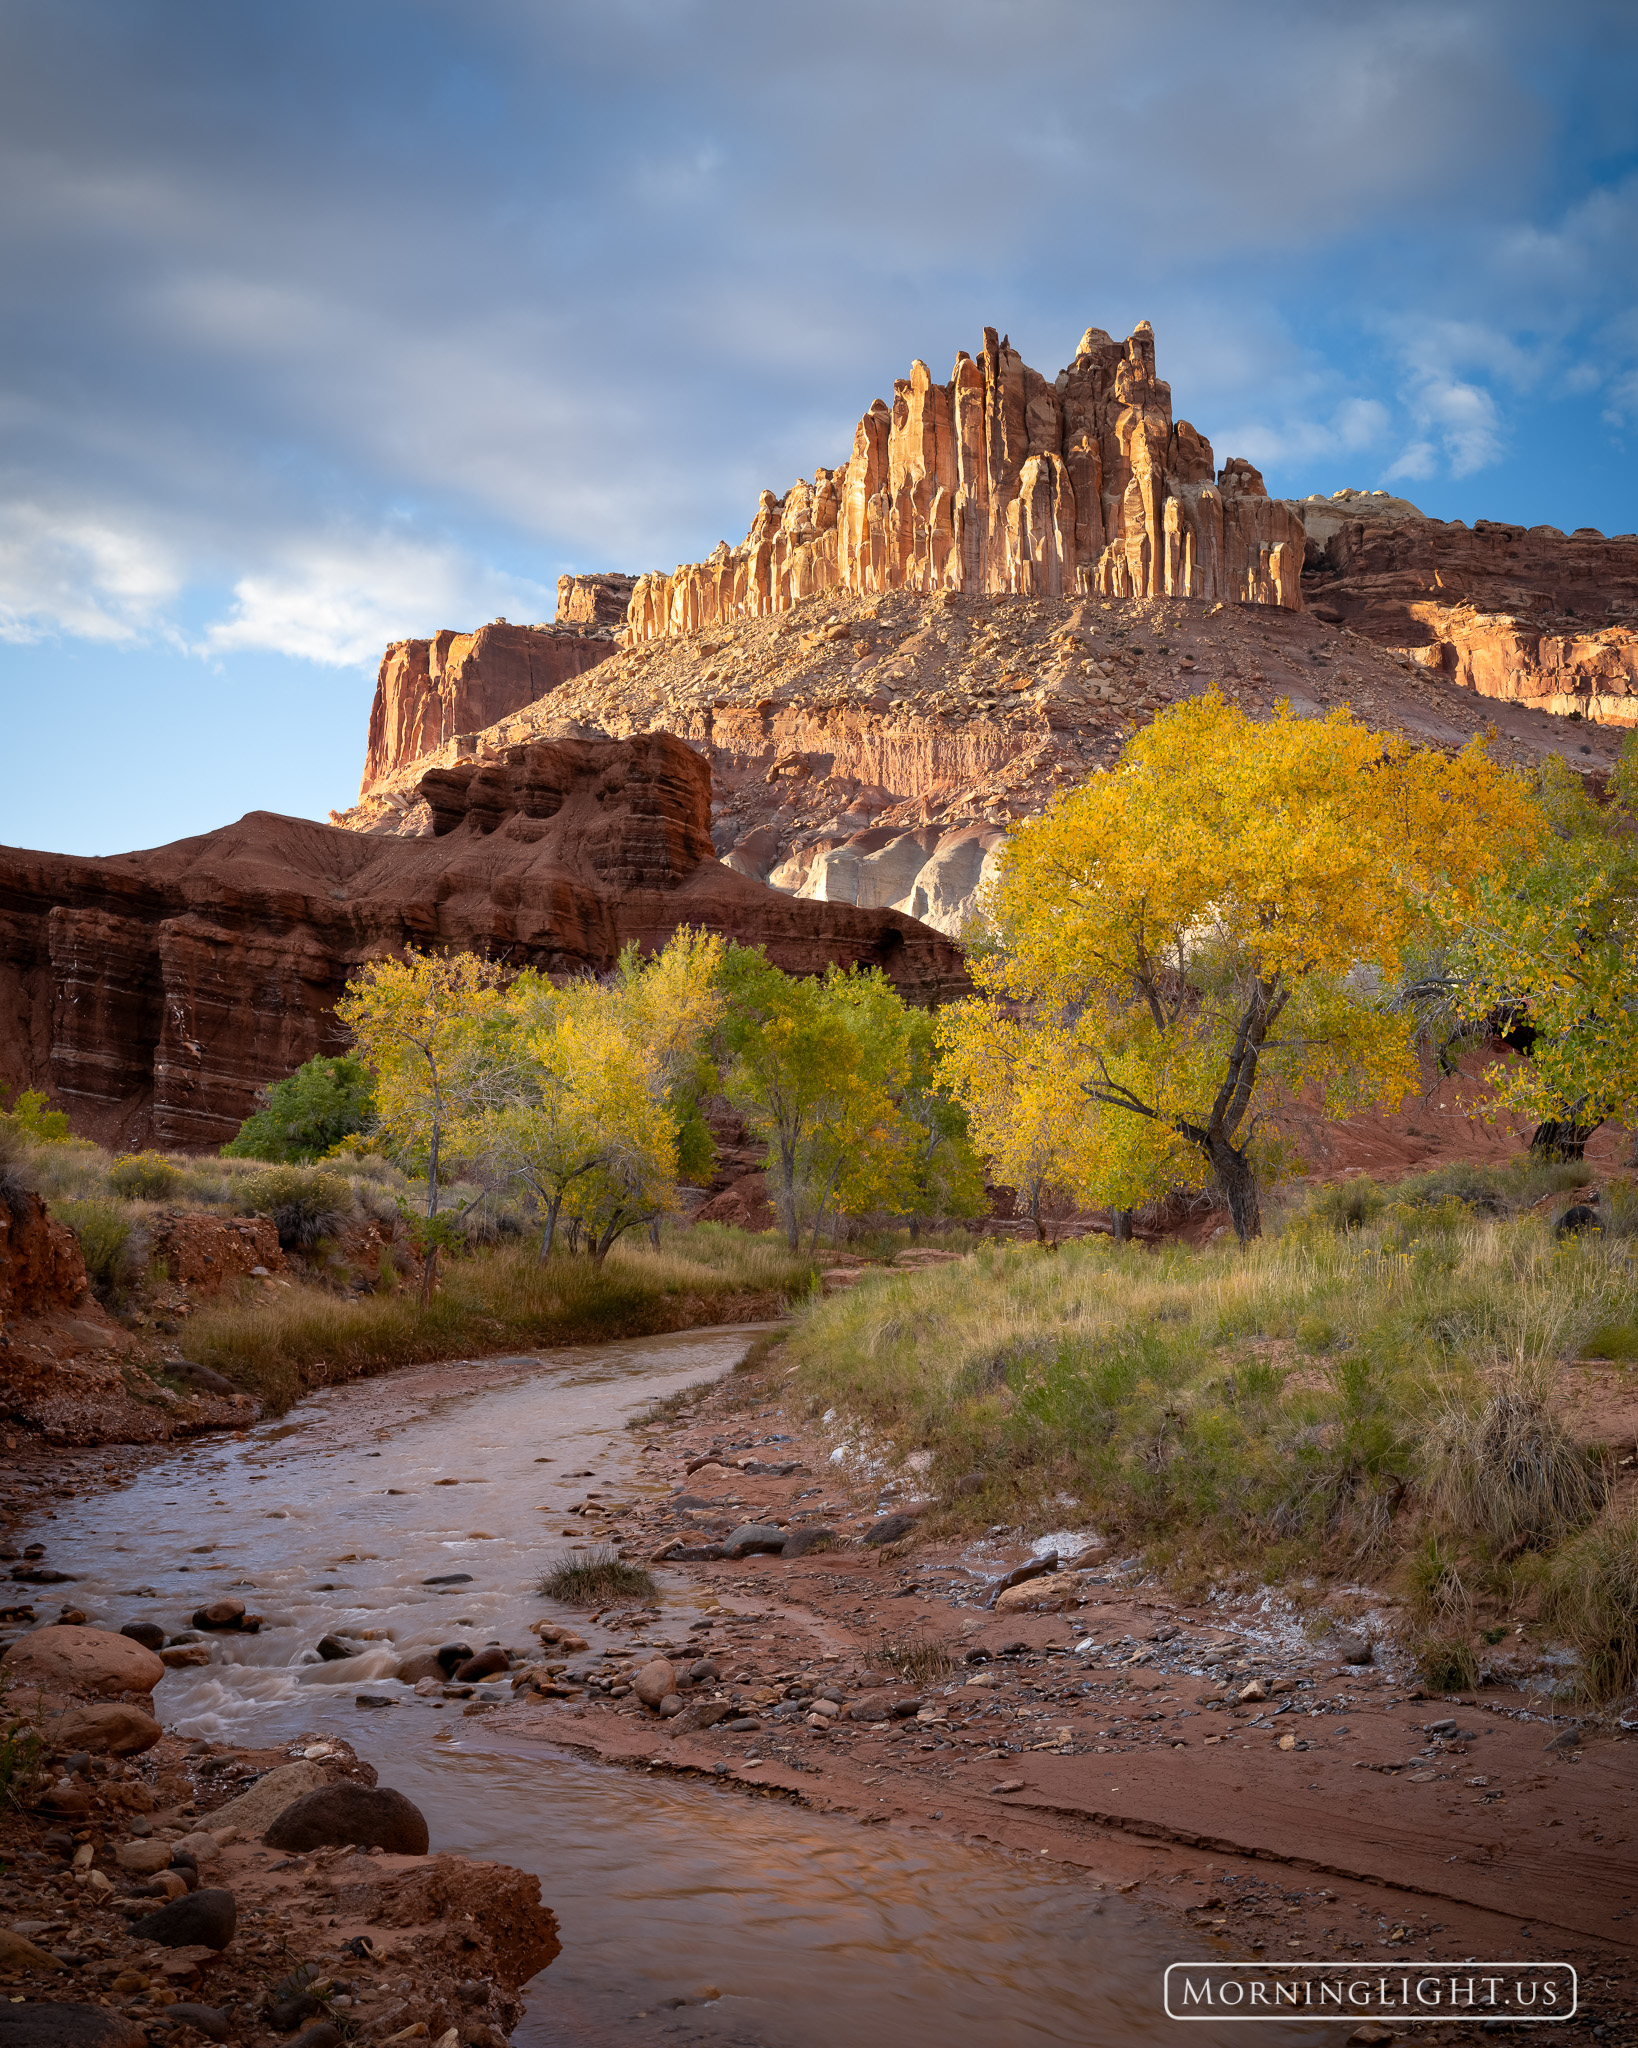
0, 1089, 70, 1144
222, 1055, 377, 1162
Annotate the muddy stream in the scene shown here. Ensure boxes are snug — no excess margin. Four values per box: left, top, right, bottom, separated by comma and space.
36, 1328, 1332, 2046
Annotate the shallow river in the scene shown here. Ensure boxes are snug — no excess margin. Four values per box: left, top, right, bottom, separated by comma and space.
37, 1329, 1333, 2046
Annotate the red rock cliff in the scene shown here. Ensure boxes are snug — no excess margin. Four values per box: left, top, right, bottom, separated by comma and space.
0, 734, 966, 1152
1296, 489, 1638, 725
361, 620, 619, 794
623, 321, 1306, 643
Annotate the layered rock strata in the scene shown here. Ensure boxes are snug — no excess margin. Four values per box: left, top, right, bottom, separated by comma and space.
623, 321, 1306, 645
338, 583, 1625, 938
556, 570, 637, 626
1295, 488, 1638, 725
1, 734, 965, 1150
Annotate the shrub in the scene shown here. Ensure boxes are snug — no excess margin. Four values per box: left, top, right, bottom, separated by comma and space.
222, 1055, 377, 1163
1416, 1633, 1479, 1693
1420, 1380, 1601, 1549
56, 1198, 142, 1300
108, 1151, 182, 1201
538, 1548, 656, 1606
1308, 1180, 1386, 1232
0, 1089, 69, 1144
1540, 1505, 1638, 1702
240, 1165, 352, 1250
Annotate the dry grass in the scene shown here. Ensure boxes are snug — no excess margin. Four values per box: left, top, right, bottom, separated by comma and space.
1539, 1504, 1638, 1704
1420, 1377, 1601, 1548
184, 1234, 813, 1412
877, 1633, 954, 1687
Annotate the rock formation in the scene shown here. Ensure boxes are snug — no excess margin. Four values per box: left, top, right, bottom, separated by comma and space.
623, 322, 1306, 645
361, 593, 627, 794
1295, 489, 1638, 725
0, 733, 965, 1151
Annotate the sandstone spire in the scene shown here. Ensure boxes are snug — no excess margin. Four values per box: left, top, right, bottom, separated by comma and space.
623, 322, 1305, 643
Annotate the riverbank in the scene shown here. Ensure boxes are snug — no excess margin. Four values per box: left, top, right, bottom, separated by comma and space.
488, 1342, 1638, 2041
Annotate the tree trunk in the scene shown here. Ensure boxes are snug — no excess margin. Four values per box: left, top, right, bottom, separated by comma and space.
418, 1242, 439, 1307
536, 1194, 562, 1264
1112, 1209, 1133, 1243
1531, 1115, 1601, 1162
1207, 1136, 1261, 1244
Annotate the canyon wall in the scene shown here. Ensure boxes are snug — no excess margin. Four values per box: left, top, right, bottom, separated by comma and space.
361, 595, 627, 795
623, 322, 1307, 645
1297, 489, 1638, 725
0, 735, 965, 1151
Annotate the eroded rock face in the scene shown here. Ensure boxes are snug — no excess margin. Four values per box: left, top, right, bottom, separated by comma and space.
1296, 489, 1638, 725
361, 621, 620, 792
623, 321, 1305, 644
555, 571, 637, 627
0, 734, 966, 1151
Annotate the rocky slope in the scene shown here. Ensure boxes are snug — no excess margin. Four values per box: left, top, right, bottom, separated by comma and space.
338, 580, 1626, 936
1294, 487, 1638, 725
1, 733, 964, 1151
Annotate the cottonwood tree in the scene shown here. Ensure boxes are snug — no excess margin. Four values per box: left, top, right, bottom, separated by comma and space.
963, 694, 1539, 1242
1451, 752, 1638, 1159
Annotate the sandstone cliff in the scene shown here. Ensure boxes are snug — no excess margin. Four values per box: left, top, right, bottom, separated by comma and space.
623, 321, 1306, 646
1295, 488, 1638, 726
0, 734, 965, 1151
360, 581, 631, 793
337, 580, 1625, 940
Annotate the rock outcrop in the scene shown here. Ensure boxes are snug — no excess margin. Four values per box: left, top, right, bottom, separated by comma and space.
556, 571, 636, 626
0, 733, 965, 1152
361, 616, 621, 794
622, 321, 1306, 644
1295, 489, 1638, 725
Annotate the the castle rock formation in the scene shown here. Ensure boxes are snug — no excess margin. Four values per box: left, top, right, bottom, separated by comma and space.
624, 323, 1306, 644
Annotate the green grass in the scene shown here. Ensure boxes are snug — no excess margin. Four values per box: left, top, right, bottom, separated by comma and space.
538, 1547, 657, 1606
184, 1233, 815, 1412
775, 1189, 1638, 1696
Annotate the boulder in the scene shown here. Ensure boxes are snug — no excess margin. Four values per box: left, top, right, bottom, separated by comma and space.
129, 1887, 237, 1950
191, 1599, 247, 1631
720, 1524, 787, 1560
780, 1525, 837, 1559
152, 2008, 227, 2043
632, 1658, 678, 1710
47, 1701, 161, 1756
994, 1573, 1076, 1614
395, 1651, 445, 1684
860, 1513, 919, 1548
453, 1647, 509, 1682
262, 1784, 429, 1856
2, 1624, 162, 1698
200, 1760, 328, 1837
314, 1635, 358, 1662
120, 1621, 167, 1652
0, 1927, 61, 1972
115, 1838, 175, 1874
1333, 1633, 1374, 1666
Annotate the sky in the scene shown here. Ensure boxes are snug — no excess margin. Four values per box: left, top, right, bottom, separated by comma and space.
3, 0, 1637, 855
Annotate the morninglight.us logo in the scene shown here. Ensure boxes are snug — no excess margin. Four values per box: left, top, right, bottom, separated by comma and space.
1163, 1962, 1577, 2021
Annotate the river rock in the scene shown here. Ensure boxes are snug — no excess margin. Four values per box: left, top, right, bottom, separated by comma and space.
287, 2025, 342, 2048
263, 1783, 430, 1855
172, 1831, 223, 1865
191, 1600, 248, 1631
395, 1651, 445, 1684
1333, 1633, 1374, 1665
47, 1700, 162, 1756
0, 1927, 62, 1972
633, 1658, 677, 1709
2, 1624, 163, 1698
453, 1647, 509, 1681
162, 1643, 212, 1668
314, 1635, 359, 1662
0, 2008, 144, 2047
436, 1642, 475, 1674
120, 1621, 166, 1652
665, 1700, 733, 1735
201, 1760, 329, 1837
169, 1359, 237, 1396
860, 1513, 918, 1548
721, 1524, 786, 1560
129, 1887, 237, 1950
658, 1694, 684, 1717
780, 1525, 836, 1558
116, 1838, 175, 1874
267, 1993, 325, 2031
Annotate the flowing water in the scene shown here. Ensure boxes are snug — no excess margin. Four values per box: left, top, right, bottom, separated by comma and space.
36, 1329, 1330, 2046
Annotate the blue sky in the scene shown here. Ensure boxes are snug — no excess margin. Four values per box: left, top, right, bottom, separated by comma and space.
3, 0, 1636, 854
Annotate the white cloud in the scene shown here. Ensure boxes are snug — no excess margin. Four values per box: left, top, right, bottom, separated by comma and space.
203, 533, 557, 668
0, 500, 183, 645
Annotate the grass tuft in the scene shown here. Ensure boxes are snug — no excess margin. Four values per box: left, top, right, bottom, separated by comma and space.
877, 1633, 954, 1687
1420, 1378, 1601, 1550
1539, 1504, 1638, 1703
538, 1547, 657, 1606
